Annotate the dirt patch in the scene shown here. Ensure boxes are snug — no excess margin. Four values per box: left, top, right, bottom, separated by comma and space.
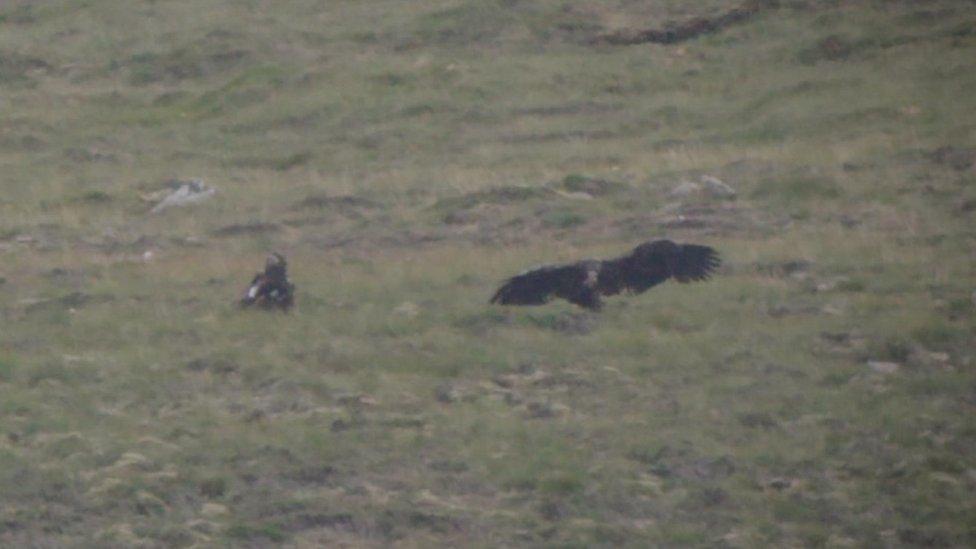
524, 312, 596, 335
433, 186, 551, 212
618, 202, 782, 237
211, 222, 281, 237
929, 146, 976, 171
291, 194, 379, 211
558, 174, 629, 197
499, 129, 617, 144
287, 194, 380, 222
593, 1, 767, 46
798, 34, 859, 64
23, 292, 113, 314
233, 151, 312, 171
755, 260, 813, 278
511, 102, 622, 117
0, 51, 50, 83
124, 47, 250, 85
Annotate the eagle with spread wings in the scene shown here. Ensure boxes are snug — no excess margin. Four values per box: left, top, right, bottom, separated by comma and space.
490, 239, 719, 311
240, 252, 295, 311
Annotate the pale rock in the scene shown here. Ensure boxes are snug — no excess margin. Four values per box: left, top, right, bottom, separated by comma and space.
393, 301, 420, 318
187, 518, 219, 534
868, 360, 900, 374
700, 175, 736, 198
110, 451, 153, 472
669, 181, 702, 198
98, 523, 149, 546
201, 502, 229, 518
135, 490, 168, 514
150, 179, 215, 213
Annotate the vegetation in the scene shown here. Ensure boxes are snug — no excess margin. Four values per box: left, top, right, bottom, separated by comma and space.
1, 0, 974, 546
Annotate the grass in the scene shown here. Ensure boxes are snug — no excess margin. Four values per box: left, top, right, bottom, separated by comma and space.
1, 0, 975, 546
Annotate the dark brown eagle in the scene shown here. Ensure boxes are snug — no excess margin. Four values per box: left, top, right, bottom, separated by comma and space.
240, 252, 295, 311
490, 239, 719, 311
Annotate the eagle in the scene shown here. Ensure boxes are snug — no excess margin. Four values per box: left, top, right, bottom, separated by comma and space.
240, 252, 295, 311
490, 239, 719, 311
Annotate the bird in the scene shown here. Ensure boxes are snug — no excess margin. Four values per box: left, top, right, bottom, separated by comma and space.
490, 239, 720, 311
240, 252, 295, 311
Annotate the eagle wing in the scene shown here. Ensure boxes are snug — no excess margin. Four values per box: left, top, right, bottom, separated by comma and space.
670, 243, 720, 283
491, 263, 602, 310
619, 240, 720, 294
240, 273, 265, 306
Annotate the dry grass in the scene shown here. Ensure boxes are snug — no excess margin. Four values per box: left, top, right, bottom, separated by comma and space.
1, 0, 975, 546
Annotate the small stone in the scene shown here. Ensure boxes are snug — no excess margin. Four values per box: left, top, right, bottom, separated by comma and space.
525, 401, 569, 419
669, 181, 702, 198
98, 523, 145, 546
554, 190, 595, 200
337, 393, 377, 407
187, 518, 219, 534
821, 304, 845, 316
393, 301, 420, 318
434, 383, 458, 404
815, 277, 849, 292
868, 360, 900, 374
700, 175, 736, 199
150, 179, 215, 213
200, 503, 229, 518
109, 452, 153, 472
765, 477, 793, 490
135, 490, 168, 515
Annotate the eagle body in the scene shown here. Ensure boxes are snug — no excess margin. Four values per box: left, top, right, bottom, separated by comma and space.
240, 253, 295, 311
491, 240, 719, 311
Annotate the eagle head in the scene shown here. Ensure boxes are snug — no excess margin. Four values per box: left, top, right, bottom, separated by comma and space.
265, 252, 288, 279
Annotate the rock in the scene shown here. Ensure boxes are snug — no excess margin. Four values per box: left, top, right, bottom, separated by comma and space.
337, 393, 377, 407
669, 177, 735, 200
669, 181, 702, 198
525, 401, 569, 419
559, 174, 629, 196
553, 189, 595, 201
210, 222, 280, 237
106, 451, 154, 473
149, 179, 215, 213
700, 175, 736, 199
764, 477, 797, 491
868, 360, 899, 374
930, 146, 976, 171
98, 523, 148, 547
135, 490, 168, 515
756, 260, 812, 278
821, 303, 845, 316
815, 277, 849, 292
200, 502, 229, 518
434, 383, 458, 404
908, 348, 952, 369
393, 301, 420, 318
187, 518, 220, 534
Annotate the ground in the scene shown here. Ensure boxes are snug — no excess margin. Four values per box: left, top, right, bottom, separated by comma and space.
1, 0, 975, 546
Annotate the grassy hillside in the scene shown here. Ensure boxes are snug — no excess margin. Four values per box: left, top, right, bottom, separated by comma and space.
1, 0, 974, 546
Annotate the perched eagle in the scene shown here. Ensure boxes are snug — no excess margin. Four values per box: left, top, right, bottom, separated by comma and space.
490, 239, 719, 311
240, 252, 295, 311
